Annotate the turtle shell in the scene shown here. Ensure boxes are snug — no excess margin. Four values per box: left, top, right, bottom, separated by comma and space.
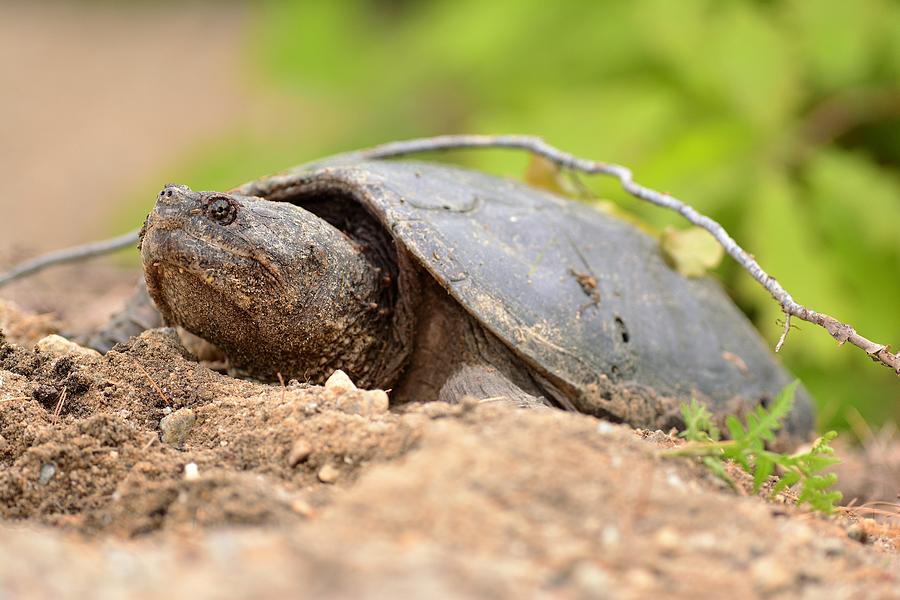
236, 158, 814, 439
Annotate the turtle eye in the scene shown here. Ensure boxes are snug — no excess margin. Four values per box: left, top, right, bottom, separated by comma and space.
206, 196, 237, 225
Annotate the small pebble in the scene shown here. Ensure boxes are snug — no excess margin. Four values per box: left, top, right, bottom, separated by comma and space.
183, 462, 199, 481
36, 334, 100, 359
324, 370, 356, 394
600, 525, 620, 548
288, 439, 313, 467
160, 408, 196, 448
846, 523, 868, 544
317, 464, 341, 483
665, 470, 685, 490
38, 463, 57, 485
596, 421, 616, 435
654, 526, 680, 554
290, 499, 315, 517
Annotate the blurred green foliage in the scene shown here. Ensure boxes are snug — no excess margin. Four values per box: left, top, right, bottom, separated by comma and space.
128, 0, 900, 432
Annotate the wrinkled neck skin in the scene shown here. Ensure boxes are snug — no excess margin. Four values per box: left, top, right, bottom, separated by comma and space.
140, 184, 405, 388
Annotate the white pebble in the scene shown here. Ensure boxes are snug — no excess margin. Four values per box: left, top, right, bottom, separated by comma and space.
601, 525, 620, 547
38, 463, 57, 486
324, 369, 356, 394
288, 439, 313, 467
290, 498, 314, 517
666, 470, 685, 490
596, 421, 616, 435
184, 462, 200, 481
654, 527, 680, 553
317, 464, 341, 483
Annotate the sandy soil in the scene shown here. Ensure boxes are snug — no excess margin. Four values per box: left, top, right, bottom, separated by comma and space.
0, 298, 897, 599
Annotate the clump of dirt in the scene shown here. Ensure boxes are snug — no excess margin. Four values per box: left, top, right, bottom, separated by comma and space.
0, 327, 423, 537
0, 303, 898, 599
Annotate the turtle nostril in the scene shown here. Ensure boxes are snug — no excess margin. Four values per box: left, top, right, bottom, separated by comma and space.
160, 183, 192, 201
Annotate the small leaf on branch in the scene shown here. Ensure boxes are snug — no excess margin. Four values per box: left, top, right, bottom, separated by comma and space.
660, 226, 725, 277
523, 155, 569, 196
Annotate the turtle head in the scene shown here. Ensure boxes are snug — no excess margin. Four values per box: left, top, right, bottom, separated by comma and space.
141, 184, 301, 314
140, 184, 394, 384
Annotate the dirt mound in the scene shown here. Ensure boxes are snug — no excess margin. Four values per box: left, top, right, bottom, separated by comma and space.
0, 328, 420, 535
0, 307, 898, 598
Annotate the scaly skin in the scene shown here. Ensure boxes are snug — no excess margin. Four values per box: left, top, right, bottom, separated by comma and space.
140, 184, 402, 388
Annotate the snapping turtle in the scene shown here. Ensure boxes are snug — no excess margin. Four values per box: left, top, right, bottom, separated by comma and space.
101, 156, 812, 438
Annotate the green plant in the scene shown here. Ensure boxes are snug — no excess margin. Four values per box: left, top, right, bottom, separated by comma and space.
666, 381, 843, 514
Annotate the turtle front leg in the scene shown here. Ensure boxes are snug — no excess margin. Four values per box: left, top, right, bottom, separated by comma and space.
392, 273, 554, 408
438, 363, 551, 409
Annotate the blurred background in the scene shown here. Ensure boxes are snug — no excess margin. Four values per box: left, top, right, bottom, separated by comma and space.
1, 0, 898, 435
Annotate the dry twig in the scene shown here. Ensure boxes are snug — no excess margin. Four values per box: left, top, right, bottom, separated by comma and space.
277, 372, 286, 404
132, 360, 171, 406
0, 230, 140, 287
141, 433, 158, 451
52, 387, 67, 423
